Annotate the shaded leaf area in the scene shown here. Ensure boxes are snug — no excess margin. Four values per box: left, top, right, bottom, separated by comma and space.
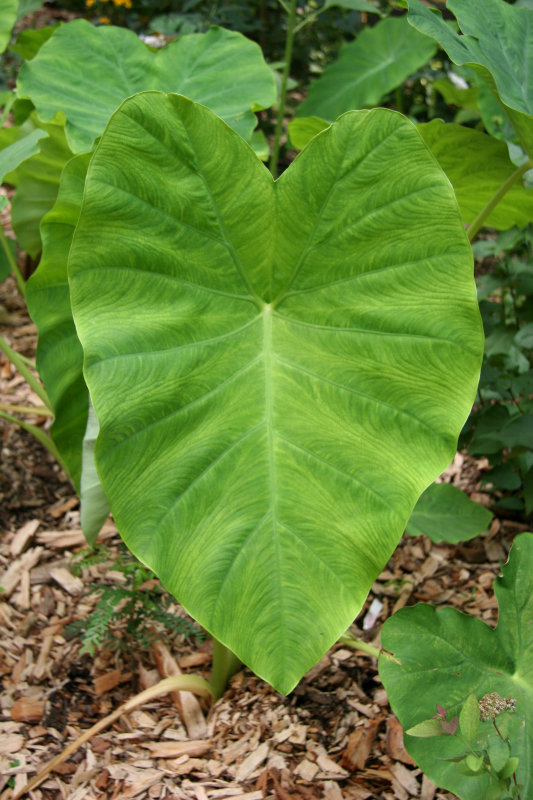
418, 121, 533, 230
26, 152, 90, 488
69, 92, 482, 693
0, 0, 17, 52
296, 15, 435, 122
406, 482, 493, 544
407, 0, 533, 154
380, 533, 533, 800
17, 20, 276, 152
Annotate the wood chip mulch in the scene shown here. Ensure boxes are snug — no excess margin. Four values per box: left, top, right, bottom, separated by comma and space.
1, 273, 529, 800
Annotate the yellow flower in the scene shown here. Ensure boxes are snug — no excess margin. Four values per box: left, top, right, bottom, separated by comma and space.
99, 15, 111, 22
85, 0, 95, 6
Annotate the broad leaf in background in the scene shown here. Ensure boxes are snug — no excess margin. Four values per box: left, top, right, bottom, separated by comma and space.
26, 153, 90, 487
7, 118, 73, 257
9, 23, 60, 60
380, 532, 533, 799
0, 0, 17, 52
419, 121, 533, 230
0, 235, 15, 283
296, 16, 435, 122
407, 0, 533, 155
69, 92, 482, 693
80, 402, 110, 546
17, 20, 276, 152
288, 116, 329, 150
406, 482, 493, 544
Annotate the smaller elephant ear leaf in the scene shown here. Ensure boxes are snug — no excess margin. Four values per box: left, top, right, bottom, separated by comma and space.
68, 92, 483, 693
26, 152, 91, 488
380, 532, 533, 800
17, 20, 276, 153
407, 0, 533, 155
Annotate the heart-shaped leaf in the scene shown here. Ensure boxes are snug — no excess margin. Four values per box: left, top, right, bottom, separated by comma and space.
68, 92, 482, 693
296, 15, 435, 122
407, 0, 533, 155
17, 20, 276, 153
380, 532, 533, 799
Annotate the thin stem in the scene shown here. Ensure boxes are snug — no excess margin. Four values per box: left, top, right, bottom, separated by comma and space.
0, 226, 25, 297
467, 160, 533, 242
0, 334, 51, 409
269, 0, 298, 179
339, 632, 401, 664
0, 402, 53, 416
0, 410, 68, 474
210, 637, 242, 699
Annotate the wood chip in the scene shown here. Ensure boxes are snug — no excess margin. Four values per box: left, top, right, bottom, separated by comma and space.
386, 716, 416, 766
421, 774, 437, 800
235, 741, 269, 781
10, 519, 40, 557
0, 733, 24, 753
0, 547, 44, 597
294, 758, 319, 781
48, 566, 84, 595
391, 763, 420, 796
11, 698, 45, 722
340, 718, 381, 771
316, 753, 350, 779
94, 669, 132, 695
142, 740, 211, 758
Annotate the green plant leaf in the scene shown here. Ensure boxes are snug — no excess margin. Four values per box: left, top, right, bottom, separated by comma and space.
406, 482, 492, 543
0, 235, 15, 283
295, 16, 436, 122
406, 718, 450, 737
81, 402, 110, 546
9, 23, 60, 60
68, 92, 482, 694
380, 532, 533, 799
460, 692, 480, 743
407, 0, 533, 155
499, 756, 519, 780
0, 0, 17, 53
17, 20, 276, 153
26, 152, 90, 485
8, 118, 73, 257
288, 117, 330, 150
0, 128, 48, 183
487, 735, 510, 773
418, 120, 533, 230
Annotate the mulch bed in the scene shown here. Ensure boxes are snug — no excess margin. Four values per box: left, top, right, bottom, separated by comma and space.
1, 272, 529, 800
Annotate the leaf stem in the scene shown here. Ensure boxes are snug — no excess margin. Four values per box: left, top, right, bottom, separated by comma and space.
269, 0, 298, 179
339, 632, 401, 664
210, 637, 242, 699
0, 226, 25, 297
467, 159, 533, 242
0, 334, 51, 409
0, 402, 53, 416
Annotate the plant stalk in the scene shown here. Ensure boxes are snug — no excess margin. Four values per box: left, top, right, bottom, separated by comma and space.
467, 159, 533, 242
0, 402, 53, 416
339, 632, 401, 664
0, 226, 25, 296
269, 0, 298, 178
210, 637, 242, 699
0, 334, 51, 408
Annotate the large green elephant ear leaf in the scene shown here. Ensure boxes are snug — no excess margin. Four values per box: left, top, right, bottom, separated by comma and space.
26, 152, 91, 487
296, 15, 436, 122
379, 532, 533, 799
418, 120, 533, 230
16, 20, 276, 153
407, 0, 533, 155
68, 92, 483, 693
